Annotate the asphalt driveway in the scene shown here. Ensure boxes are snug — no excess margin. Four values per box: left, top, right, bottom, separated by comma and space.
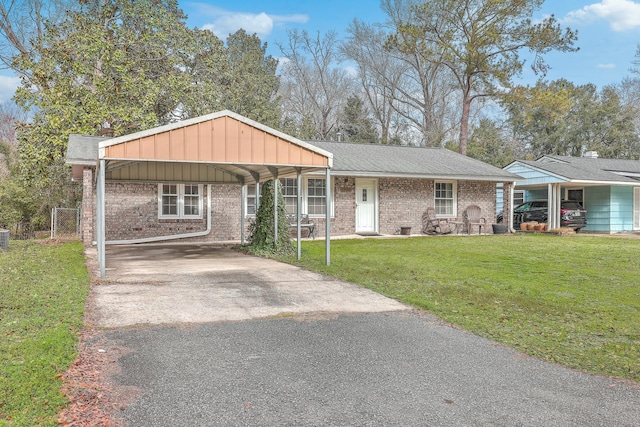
88, 243, 640, 426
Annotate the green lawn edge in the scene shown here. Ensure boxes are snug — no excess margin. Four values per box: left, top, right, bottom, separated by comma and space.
280, 234, 640, 382
1, 241, 90, 426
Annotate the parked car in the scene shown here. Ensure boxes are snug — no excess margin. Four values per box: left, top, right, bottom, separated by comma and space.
512, 200, 587, 231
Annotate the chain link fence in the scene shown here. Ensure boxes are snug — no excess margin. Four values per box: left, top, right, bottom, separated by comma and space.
51, 207, 80, 239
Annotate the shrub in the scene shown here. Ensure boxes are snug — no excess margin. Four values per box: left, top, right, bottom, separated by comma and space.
247, 180, 294, 256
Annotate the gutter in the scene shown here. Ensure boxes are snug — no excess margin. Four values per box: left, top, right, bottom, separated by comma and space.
103, 184, 212, 245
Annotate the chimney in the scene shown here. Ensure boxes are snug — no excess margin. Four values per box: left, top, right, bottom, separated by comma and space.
99, 127, 115, 137
583, 150, 598, 159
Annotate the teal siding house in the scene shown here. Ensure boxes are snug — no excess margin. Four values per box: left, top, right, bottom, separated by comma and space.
504, 153, 640, 232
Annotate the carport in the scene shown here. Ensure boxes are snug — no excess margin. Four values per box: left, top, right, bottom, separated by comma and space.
68, 110, 333, 278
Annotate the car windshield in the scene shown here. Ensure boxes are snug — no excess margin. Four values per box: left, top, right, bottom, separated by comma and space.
514, 203, 532, 212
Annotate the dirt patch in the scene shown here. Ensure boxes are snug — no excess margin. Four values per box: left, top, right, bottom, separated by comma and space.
57, 327, 137, 426
57, 248, 137, 427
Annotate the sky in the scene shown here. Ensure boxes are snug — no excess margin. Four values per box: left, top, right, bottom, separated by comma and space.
1, 0, 640, 103
181, 0, 640, 87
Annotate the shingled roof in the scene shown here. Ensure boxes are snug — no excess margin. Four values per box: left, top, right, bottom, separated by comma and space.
514, 155, 640, 184
308, 141, 521, 182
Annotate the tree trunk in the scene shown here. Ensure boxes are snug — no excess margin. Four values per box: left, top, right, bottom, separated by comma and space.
459, 91, 471, 156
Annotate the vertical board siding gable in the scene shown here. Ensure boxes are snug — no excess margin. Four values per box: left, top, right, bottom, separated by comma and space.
103, 115, 328, 167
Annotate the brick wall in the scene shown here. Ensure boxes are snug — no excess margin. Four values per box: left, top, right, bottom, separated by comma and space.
457, 180, 498, 229
308, 176, 356, 238
501, 182, 513, 230
379, 178, 432, 234
314, 177, 497, 236
81, 167, 94, 245
313, 177, 429, 237
83, 172, 501, 242
104, 182, 242, 242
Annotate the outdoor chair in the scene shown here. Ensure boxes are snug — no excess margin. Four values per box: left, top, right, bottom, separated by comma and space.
286, 214, 315, 239
464, 205, 486, 235
422, 207, 452, 235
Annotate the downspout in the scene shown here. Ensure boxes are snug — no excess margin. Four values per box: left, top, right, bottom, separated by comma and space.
509, 181, 516, 233
297, 169, 302, 260
548, 183, 553, 230
105, 184, 212, 245
98, 160, 106, 278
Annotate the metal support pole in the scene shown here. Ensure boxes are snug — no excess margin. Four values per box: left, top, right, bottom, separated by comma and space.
325, 168, 331, 266
297, 170, 302, 260
76, 207, 81, 237
255, 182, 260, 211
240, 184, 246, 245
273, 178, 278, 243
51, 208, 55, 239
554, 184, 562, 228
98, 159, 106, 279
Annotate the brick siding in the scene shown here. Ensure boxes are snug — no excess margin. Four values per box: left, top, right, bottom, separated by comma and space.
81, 167, 94, 245
81, 172, 501, 242
103, 182, 242, 242
456, 180, 498, 231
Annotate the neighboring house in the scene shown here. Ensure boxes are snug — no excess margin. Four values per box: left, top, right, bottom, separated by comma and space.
504, 153, 640, 232
66, 110, 522, 250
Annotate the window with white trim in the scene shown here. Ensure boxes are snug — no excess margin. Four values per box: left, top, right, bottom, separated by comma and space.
513, 190, 524, 206
434, 181, 456, 216
158, 184, 203, 219
307, 178, 326, 215
247, 184, 259, 215
280, 178, 298, 215
244, 178, 333, 217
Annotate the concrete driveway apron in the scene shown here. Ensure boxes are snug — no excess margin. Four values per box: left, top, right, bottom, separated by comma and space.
93, 243, 408, 327
91, 243, 640, 426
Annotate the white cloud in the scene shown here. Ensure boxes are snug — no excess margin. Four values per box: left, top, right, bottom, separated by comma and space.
203, 12, 274, 37
0, 75, 19, 103
344, 65, 359, 77
564, 0, 640, 31
597, 63, 617, 68
191, 3, 308, 38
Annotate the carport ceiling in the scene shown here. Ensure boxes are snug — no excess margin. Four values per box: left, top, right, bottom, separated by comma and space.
98, 110, 332, 185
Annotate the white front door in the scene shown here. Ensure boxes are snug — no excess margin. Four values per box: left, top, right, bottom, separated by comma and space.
634, 187, 640, 230
356, 178, 377, 233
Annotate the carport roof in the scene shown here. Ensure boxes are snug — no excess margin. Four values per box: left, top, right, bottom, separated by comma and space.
67, 110, 332, 185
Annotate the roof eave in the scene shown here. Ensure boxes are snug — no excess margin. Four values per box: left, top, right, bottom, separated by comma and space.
506, 161, 571, 181
322, 170, 523, 181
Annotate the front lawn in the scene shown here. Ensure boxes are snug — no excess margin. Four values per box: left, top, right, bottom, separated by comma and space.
283, 234, 640, 382
0, 240, 89, 426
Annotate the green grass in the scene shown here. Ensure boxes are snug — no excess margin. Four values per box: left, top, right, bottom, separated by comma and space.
0, 241, 89, 426
282, 234, 640, 382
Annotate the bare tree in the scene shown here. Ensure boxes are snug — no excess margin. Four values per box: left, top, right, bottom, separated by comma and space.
342, 1, 459, 146
388, 0, 577, 155
342, 19, 405, 144
617, 77, 640, 133
0, 101, 24, 177
278, 29, 354, 140
0, 0, 76, 71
